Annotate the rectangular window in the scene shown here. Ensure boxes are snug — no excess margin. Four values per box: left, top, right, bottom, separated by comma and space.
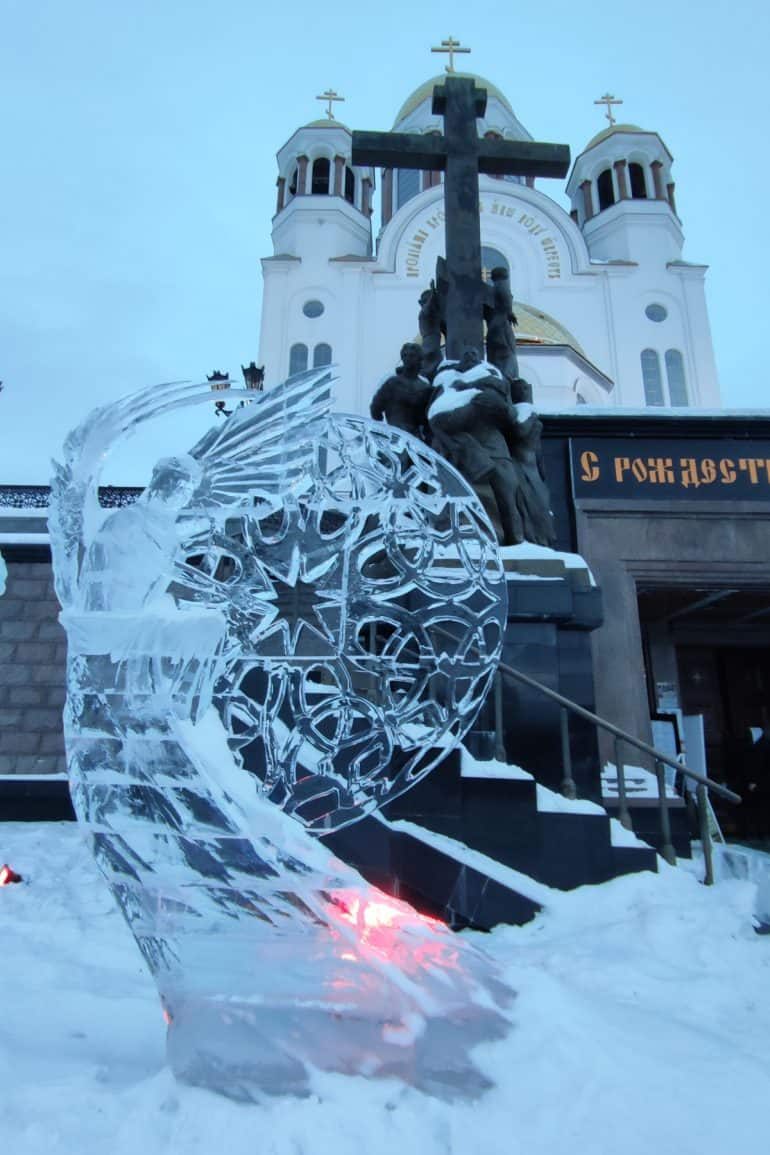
397, 169, 420, 209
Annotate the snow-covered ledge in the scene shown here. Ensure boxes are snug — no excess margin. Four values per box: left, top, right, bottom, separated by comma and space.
499, 542, 596, 586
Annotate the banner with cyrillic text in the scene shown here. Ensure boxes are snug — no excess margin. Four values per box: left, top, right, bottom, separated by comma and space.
570, 438, 770, 501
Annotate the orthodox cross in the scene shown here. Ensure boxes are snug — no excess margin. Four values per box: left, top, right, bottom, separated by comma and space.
352, 76, 570, 358
594, 92, 623, 126
316, 89, 345, 120
430, 36, 471, 73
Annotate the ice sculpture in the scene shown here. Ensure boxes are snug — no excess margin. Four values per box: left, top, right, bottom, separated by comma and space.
49, 370, 512, 1098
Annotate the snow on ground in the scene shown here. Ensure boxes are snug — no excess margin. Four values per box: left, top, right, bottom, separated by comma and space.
2, 821, 769, 1155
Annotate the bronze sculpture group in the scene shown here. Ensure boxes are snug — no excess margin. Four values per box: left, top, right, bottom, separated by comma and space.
370, 266, 555, 548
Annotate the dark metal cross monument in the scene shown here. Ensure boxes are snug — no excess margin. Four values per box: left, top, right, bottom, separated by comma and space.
352, 77, 570, 359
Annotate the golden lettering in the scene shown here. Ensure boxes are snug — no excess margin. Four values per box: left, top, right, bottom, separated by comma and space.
739, 458, 765, 484
614, 456, 631, 483
647, 457, 674, 484
700, 459, 717, 484
580, 450, 600, 482
719, 458, 736, 484
680, 459, 700, 488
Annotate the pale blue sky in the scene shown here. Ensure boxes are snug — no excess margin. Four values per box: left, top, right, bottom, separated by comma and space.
1, 0, 768, 481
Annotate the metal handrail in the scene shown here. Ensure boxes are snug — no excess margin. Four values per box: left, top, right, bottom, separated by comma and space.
488, 653, 739, 882
376, 618, 736, 882
494, 657, 740, 804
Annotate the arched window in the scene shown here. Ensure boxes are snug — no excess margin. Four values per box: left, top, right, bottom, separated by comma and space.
629, 163, 647, 199
313, 343, 332, 368
288, 168, 298, 197
289, 343, 308, 375
665, 349, 688, 406
481, 246, 509, 282
311, 157, 330, 196
641, 349, 664, 406
597, 168, 615, 210
344, 166, 355, 205
397, 168, 420, 208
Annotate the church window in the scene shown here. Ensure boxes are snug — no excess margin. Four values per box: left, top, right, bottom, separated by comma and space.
422, 132, 442, 188
629, 163, 647, 199
289, 343, 308, 375
344, 167, 355, 205
397, 168, 420, 208
485, 132, 504, 181
311, 157, 330, 195
597, 168, 615, 210
641, 349, 664, 406
481, 247, 509, 282
645, 303, 668, 323
313, 343, 332, 368
302, 299, 324, 319
665, 349, 688, 406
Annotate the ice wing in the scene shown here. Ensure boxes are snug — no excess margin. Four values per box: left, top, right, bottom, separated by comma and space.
189, 367, 333, 508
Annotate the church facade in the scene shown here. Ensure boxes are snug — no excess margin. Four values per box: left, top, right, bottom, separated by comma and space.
258, 74, 720, 413
2, 67, 769, 853
253, 69, 770, 844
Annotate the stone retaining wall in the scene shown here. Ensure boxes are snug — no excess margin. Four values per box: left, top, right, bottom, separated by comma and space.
0, 558, 67, 774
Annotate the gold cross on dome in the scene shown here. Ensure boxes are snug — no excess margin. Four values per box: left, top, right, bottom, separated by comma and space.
594, 92, 623, 126
316, 89, 345, 120
430, 36, 471, 73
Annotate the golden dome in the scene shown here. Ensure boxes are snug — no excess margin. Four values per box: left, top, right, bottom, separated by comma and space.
514, 304, 584, 355
585, 123, 645, 150
412, 304, 584, 356
393, 73, 514, 127
304, 118, 351, 131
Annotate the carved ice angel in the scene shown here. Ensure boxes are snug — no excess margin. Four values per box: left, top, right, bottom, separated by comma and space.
50, 368, 333, 615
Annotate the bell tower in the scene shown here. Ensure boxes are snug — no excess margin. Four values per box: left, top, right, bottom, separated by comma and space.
259, 92, 375, 385
271, 91, 374, 261
566, 120, 681, 264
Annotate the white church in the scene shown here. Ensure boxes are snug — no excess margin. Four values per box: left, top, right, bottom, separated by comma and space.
257, 67, 720, 414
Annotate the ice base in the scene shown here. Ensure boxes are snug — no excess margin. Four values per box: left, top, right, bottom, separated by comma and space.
166, 993, 509, 1100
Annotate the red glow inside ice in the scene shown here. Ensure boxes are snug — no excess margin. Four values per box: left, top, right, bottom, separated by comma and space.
327, 888, 461, 976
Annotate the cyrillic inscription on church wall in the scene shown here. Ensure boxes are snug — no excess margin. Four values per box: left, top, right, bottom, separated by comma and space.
402, 199, 561, 280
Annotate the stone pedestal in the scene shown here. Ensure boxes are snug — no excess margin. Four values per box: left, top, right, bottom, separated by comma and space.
468, 550, 604, 801
507, 551, 602, 799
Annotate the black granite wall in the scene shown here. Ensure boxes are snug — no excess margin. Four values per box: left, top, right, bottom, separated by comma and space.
0, 553, 67, 775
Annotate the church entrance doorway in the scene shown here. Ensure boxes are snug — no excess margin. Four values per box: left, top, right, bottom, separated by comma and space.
638, 585, 770, 844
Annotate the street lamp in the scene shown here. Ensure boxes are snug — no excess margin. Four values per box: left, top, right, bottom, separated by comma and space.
208, 365, 265, 417
241, 362, 265, 392
207, 370, 231, 417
